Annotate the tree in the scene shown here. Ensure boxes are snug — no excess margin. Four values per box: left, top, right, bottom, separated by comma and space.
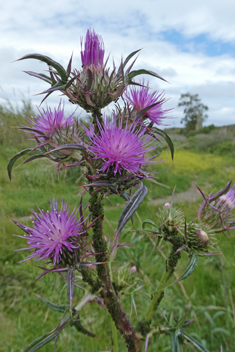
178, 93, 208, 133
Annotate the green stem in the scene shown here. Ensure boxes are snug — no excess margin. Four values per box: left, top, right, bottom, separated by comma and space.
137, 238, 184, 336
88, 109, 142, 352
145, 242, 182, 323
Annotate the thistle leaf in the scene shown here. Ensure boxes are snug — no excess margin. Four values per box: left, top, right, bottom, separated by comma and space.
136, 101, 165, 119
142, 219, 158, 230
22, 154, 46, 164
19, 127, 47, 137
174, 310, 190, 329
7, 148, 32, 180
66, 267, 75, 311
34, 294, 68, 313
24, 316, 72, 352
182, 332, 210, 352
39, 81, 67, 95
72, 316, 98, 338
128, 69, 167, 83
168, 331, 182, 352
18, 53, 67, 81
116, 183, 148, 240
173, 254, 198, 283
151, 127, 174, 160
66, 53, 73, 76
23, 71, 52, 84
123, 48, 142, 69
47, 143, 86, 154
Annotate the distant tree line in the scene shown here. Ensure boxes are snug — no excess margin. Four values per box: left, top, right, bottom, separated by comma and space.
178, 93, 208, 134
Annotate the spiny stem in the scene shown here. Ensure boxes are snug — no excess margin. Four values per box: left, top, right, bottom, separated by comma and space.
145, 241, 182, 322
88, 109, 142, 352
137, 237, 184, 335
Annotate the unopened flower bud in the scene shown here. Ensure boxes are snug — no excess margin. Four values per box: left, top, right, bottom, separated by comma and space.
198, 229, 209, 243
130, 266, 137, 274
164, 203, 171, 208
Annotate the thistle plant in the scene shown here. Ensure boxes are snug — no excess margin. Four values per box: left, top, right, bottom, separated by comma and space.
8, 28, 234, 352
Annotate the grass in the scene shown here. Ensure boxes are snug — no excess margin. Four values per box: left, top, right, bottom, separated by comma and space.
1, 104, 235, 351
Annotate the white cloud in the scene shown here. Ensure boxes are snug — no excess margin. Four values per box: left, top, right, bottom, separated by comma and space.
1, 0, 235, 127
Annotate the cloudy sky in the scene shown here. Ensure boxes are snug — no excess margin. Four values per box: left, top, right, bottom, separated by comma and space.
1, 0, 235, 127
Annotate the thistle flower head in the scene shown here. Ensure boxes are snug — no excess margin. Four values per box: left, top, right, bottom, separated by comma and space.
81, 28, 105, 70
219, 185, 235, 211
25, 101, 75, 138
186, 223, 217, 253
67, 28, 128, 110
13, 200, 84, 265
125, 80, 172, 126
20, 102, 84, 167
198, 182, 235, 234
17, 29, 167, 110
83, 113, 159, 176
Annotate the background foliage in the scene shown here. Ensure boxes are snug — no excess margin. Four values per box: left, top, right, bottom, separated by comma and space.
0, 101, 234, 351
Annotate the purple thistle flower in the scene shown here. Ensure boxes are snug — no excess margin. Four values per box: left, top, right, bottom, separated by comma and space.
219, 185, 235, 211
197, 182, 235, 234
83, 113, 159, 175
125, 80, 172, 126
13, 200, 84, 265
81, 28, 105, 70
25, 101, 75, 138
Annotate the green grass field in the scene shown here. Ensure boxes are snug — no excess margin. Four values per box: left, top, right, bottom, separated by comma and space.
1, 105, 235, 351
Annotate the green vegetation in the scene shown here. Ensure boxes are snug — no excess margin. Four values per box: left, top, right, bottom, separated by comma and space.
0, 103, 235, 351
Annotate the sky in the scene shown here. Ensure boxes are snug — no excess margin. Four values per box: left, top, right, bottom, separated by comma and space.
1, 0, 235, 128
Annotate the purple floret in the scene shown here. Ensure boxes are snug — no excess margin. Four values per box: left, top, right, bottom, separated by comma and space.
81, 28, 105, 69
25, 101, 75, 137
13, 200, 83, 264
125, 81, 172, 126
83, 114, 159, 175
219, 185, 235, 211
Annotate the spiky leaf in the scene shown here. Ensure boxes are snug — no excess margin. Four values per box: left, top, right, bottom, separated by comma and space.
47, 143, 86, 154
23, 154, 46, 164
19, 127, 47, 137
136, 101, 164, 120
128, 69, 167, 83
7, 148, 32, 180
168, 331, 182, 352
173, 254, 198, 283
18, 54, 67, 81
23, 71, 52, 84
151, 127, 174, 160
123, 49, 142, 69
182, 332, 210, 352
142, 219, 158, 230
24, 316, 72, 352
116, 183, 148, 237
34, 294, 68, 313
66, 267, 75, 311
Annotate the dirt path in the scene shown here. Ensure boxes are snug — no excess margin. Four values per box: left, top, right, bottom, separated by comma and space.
149, 181, 205, 206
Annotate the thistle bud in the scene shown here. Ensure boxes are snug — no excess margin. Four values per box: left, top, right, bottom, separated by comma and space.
187, 224, 217, 254
130, 266, 137, 274
197, 229, 210, 243
164, 203, 171, 208
65, 29, 127, 110
198, 182, 235, 234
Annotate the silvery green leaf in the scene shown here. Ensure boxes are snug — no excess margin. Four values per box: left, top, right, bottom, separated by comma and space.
7, 148, 32, 180
182, 332, 210, 352
24, 316, 72, 352
173, 254, 198, 283
34, 294, 68, 313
